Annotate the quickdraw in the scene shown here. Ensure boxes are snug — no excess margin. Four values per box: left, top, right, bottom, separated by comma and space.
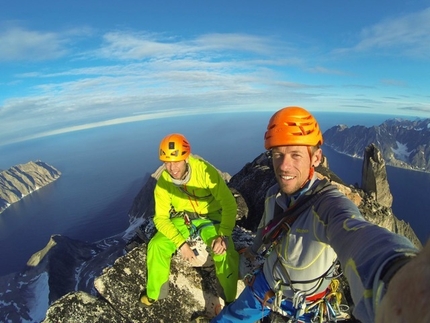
243, 272, 349, 323
304, 279, 350, 322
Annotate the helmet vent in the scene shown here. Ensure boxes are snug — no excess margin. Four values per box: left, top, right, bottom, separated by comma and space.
264, 106, 323, 149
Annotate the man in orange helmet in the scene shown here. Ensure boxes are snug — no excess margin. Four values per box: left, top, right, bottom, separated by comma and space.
201, 106, 425, 323
139, 133, 239, 309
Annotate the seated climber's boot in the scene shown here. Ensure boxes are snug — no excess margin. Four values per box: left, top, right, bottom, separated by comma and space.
138, 291, 155, 308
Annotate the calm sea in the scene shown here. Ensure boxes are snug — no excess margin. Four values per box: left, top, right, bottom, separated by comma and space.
0, 111, 428, 276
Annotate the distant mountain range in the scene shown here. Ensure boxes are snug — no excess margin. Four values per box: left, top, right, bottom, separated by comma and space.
323, 118, 430, 172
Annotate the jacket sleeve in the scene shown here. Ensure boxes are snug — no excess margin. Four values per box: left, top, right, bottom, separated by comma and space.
153, 175, 187, 249
203, 162, 237, 237
314, 189, 419, 323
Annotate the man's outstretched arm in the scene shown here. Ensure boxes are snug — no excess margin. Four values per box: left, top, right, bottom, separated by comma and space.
376, 239, 430, 323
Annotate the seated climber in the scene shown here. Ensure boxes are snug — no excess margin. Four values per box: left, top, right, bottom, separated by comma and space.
139, 133, 239, 308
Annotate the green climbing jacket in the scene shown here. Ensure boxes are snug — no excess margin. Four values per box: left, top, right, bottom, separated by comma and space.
153, 155, 237, 248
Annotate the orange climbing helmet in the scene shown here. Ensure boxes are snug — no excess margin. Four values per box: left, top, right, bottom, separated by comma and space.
159, 133, 191, 162
264, 106, 323, 149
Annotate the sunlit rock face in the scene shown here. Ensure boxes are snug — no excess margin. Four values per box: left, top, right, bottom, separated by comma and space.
361, 143, 393, 208
0, 160, 61, 214
0, 153, 421, 323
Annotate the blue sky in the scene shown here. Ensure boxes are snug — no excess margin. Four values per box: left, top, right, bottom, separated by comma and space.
1, 0, 430, 145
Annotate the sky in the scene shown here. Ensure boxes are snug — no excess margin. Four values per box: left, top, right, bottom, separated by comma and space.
1, 0, 430, 145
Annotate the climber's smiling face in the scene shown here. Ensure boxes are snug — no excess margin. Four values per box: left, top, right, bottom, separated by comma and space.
165, 160, 188, 180
272, 145, 322, 195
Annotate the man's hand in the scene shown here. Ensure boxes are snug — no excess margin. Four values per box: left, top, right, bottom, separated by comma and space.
211, 236, 228, 255
179, 243, 197, 263
376, 240, 430, 323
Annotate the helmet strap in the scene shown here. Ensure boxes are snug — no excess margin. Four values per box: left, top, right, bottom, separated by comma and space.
308, 167, 315, 181
300, 146, 316, 189
296, 166, 315, 193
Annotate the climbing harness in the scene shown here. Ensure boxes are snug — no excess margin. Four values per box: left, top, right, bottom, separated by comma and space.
170, 207, 220, 240
244, 271, 349, 322
261, 252, 345, 322
183, 212, 220, 239
169, 193, 220, 267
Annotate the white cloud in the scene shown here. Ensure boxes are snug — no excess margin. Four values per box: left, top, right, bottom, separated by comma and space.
0, 26, 68, 61
305, 66, 349, 75
193, 33, 277, 55
97, 31, 182, 60
380, 79, 408, 87
336, 7, 430, 58
1, 22, 428, 146
94, 31, 281, 62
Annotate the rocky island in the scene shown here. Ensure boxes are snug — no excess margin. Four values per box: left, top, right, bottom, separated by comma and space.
0, 161, 61, 214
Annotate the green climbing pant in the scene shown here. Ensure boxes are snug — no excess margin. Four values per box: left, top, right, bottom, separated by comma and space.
146, 216, 239, 302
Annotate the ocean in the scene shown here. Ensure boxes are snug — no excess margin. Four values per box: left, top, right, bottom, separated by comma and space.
0, 111, 428, 276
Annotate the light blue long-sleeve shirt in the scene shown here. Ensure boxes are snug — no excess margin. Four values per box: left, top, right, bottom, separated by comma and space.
251, 175, 418, 323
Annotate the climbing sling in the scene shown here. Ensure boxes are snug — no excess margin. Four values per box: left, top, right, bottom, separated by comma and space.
171, 184, 220, 239
257, 178, 336, 257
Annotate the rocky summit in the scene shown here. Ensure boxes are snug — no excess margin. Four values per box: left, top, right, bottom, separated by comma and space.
0, 160, 61, 214
0, 150, 422, 323
323, 117, 430, 172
